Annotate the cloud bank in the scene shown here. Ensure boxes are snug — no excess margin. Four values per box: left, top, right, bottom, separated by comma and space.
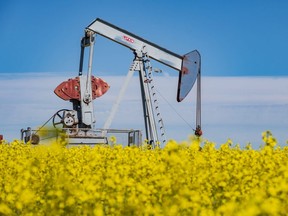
0, 73, 287, 147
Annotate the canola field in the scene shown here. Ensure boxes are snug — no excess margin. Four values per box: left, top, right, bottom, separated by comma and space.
0, 131, 288, 215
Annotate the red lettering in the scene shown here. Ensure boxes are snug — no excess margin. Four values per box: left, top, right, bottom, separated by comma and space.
123, 35, 134, 43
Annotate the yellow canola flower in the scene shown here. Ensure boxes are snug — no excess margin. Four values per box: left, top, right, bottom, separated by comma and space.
0, 132, 288, 215
0, 203, 12, 215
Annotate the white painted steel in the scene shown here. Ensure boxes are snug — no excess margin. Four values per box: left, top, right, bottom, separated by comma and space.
87, 19, 182, 71
79, 75, 95, 126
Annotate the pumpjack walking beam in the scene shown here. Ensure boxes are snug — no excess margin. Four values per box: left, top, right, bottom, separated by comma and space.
85, 18, 202, 142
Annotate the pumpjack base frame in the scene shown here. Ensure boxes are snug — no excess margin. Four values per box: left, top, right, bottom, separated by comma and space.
67, 137, 108, 146
21, 127, 142, 147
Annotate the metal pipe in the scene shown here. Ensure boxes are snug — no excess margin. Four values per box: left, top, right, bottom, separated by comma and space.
85, 33, 95, 98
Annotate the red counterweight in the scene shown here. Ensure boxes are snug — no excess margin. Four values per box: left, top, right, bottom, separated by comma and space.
54, 76, 109, 101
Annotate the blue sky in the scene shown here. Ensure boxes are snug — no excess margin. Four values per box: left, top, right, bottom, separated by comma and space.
1, 0, 288, 76
0, 0, 288, 146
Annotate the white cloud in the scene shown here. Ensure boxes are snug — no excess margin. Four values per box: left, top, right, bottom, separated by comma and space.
0, 73, 287, 147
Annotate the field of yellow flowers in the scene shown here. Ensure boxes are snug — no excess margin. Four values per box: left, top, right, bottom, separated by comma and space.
0, 131, 288, 215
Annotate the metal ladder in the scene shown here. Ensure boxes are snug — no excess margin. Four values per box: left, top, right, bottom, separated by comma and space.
143, 54, 167, 146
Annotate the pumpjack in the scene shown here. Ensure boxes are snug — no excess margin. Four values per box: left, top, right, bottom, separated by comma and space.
21, 18, 201, 148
